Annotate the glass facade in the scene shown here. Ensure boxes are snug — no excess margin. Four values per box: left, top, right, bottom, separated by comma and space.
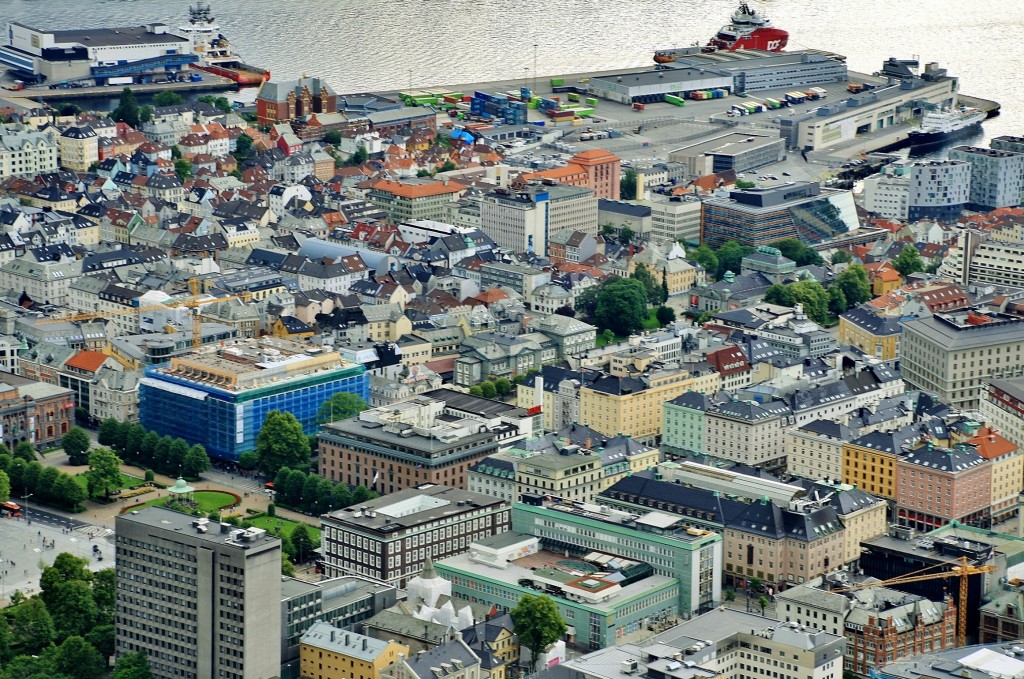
140, 365, 369, 461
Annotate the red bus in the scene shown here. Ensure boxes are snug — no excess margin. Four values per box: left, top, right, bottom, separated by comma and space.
0, 501, 21, 517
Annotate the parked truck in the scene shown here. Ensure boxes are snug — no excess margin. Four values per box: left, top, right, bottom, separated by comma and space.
107, 76, 134, 86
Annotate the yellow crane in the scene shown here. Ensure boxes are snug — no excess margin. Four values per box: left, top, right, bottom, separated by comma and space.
836, 555, 994, 648
39, 277, 252, 348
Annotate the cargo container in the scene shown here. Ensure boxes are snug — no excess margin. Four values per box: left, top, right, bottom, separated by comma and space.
803, 91, 820, 101
731, 104, 747, 115
107, 76, 134, 86
550, 78, 565, 87
664, 94, 686, 107
633, 102, 645, 111
809, 87, 827, 98
785, 91, 807, 104
847, 83, 864, 93
567, 92, 580, 102
763, 98, 781, 109
585, 97, 598, 106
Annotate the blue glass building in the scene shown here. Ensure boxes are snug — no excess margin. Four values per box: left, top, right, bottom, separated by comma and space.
139, 341, 368, 461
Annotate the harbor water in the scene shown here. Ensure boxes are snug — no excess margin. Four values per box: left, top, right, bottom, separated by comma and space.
1, 0, 1021, 142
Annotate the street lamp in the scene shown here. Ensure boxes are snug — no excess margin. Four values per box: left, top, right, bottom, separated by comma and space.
23, 491, 33, 526
533, 44, 538, 96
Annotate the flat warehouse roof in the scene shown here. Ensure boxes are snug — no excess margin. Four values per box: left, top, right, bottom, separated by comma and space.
13, 23, 189, 47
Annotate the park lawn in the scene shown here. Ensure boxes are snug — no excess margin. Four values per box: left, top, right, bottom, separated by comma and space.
125, 490, 241, 514
74, 471, 148, 494
595, 332, 628, 348
248, 514, 321, 546
642, 308, 660, 330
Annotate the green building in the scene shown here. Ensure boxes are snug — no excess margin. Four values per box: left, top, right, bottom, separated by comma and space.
435, 533, 679, 650
511, 497, 722, 615
661, 391, 712, 458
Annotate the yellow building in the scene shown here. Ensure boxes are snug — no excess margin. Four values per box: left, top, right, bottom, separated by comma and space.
841, 428, 918, 498
272, 316, 316, 339
579, 367, 720, 442
300, 622, 408, 679
965, 425, 1023, 525
838, 307, 902, 362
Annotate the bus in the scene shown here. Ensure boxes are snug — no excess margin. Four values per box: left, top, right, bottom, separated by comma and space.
0, 501, 21, 517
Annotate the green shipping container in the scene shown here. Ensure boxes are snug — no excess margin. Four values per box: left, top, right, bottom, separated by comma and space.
585, 98, 598, 106
550, 78, 565, 87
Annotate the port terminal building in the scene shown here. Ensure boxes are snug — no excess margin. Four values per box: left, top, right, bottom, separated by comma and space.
0, 22, 196, 84
589, 49, 847, 104
138, 337, 368, 461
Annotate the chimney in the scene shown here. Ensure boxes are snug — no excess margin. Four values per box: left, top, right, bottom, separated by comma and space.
331, 630, 336, 642
363, 638, 368, 651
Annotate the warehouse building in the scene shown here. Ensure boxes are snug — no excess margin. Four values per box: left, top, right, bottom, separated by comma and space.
669, 131, 786, 175
589, 49, 847, 104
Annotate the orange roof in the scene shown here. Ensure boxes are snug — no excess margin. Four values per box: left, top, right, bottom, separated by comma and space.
521, 164, 585, 181
969, 426, 1018, 459
370, 179, 465, 199
65, 350, 108, 373
474, 289, 510, 305
571, 149, 620, 165
877, 267, 902, 282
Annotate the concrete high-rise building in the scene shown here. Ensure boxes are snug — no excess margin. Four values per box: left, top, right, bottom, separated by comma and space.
115, 507, 282, 679
862, 160, 971, 222
948, 146, 1024, 210
479, 182, 597, 255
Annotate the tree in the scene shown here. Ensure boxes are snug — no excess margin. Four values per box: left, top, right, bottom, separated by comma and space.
53, 474, 86, 510
630, 263, 659, 305
97, 419, 123, 448
198, 94, 232, 114
480, 381, 497, 399
661, 268, 670, 305
331, 484, 352, 510
723, 589, 736, 603
282, 469, 307, 507
40, 552, 92, 607
468, 385, 483, 397
595, 278, 648, 336
346, 145, 368, 166
113, 651, 154, 679
86, 448, 122, 499
255, 410, 311, 476
301, 474, 320, 513
139, 105, 153, 124
788, 280, 831, 325
831, 250, 853, 264
182, 444, 210, 478
174, 159, 193, 182
772, 238, 824, 267
234, 132, 253, 159
238, 451, 258, 470
655, 305, 676, 326
553, 304, 575, 318
494, 377, 512, 397
323, 130, 342, 145
690, 244, 718, 280
0, 616, 11, 664
84, 624, 115, 663
153, 90, 184, 107
511, 594, 567, 671
13, 598, 55, 654
618, 226, 635, 246
168, 438, 189, 475
416, 168, 432, 178
735, 178, 755, 189
281, 553, 296, 577
316, 393, 369, 424
620, 169, 638, 200
0, 469, 8, 503
893, 245, 924, 277
600, 223, 616, 237
49, 579, 99, 639
828, 285, 848, 316
438, 160, 457, 173
291, 523, 315, 563
14, 441, 36, 462
91, 567, 116, 624
715, 240, 753, 280
835, 264, 872, 306
758, 595, 770, 615
574, 286, 599, 320
763, 283, 794, 307
170, 145, 182, 159
111, 88, 140, 128
352, 485, 372, 504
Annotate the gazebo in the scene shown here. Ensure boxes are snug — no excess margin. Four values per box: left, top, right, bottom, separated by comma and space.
167, 477, 195, 504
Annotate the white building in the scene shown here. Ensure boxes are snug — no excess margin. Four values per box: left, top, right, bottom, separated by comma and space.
0, 125, 58, 179
948, 146, 1024, 210
862, 159, 971, 222
479, 183, 596, 255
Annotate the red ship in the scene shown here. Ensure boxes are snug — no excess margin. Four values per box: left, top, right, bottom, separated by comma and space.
654, 2, 789, 64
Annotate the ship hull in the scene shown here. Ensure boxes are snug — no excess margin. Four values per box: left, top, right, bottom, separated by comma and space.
906, 121, 983, 147
193, 62, 269, 86
708, 27, 789, 52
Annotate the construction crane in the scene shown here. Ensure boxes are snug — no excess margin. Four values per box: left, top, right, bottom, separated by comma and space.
39, 277, 252, 348
836, 555, 994, 648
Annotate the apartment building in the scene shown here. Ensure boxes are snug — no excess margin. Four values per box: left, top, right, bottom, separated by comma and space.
981, 377, 1024, 451
964, 425, 1022, 525
841, 426, 920, 499
895, 442, 991, 531
367, 179, 467, 222
787, 420, 857, 482
704, 398, 794, 470
59, 125, 98, 171
522, 149, 622, 200
948, 146, 1024, 210
479, 182, 598, 255
900, 309, 1024, 410
862, 160, 971, 222
0, 124, 58, 178
661, 391, 713, 458
299, 623, 408, 679
838, 306, 903, 362
115, 509, 282, 679
320, 484, 511, 588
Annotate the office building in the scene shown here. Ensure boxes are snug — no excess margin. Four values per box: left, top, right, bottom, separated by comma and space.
115, 508, 282, 679
437, 533, 681, 650
523, 149, 622, 200
299, 623, 408, 679
841, 425, 921, 499
948, 146, 1024, 210
139, 337, 368, 460
899, 309, 1024, 410
479, 183, 597, 255
316, 391, 533, 493
776, 574, 955, 675
513, 495, 722, 616
320, 484, 511, 587
367, 179, 467, 223
981, 377, 1024, 451
704, 398, 794, 471
786, 419, 857, 482
701, 182, 859, 248
942, 229, 1024, 288
649, 194, 703, 245
668, 132, 786, 176
861, 160, 971, 222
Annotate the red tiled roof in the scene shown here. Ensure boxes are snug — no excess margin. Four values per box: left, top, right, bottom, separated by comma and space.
65, 350, 108, 373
